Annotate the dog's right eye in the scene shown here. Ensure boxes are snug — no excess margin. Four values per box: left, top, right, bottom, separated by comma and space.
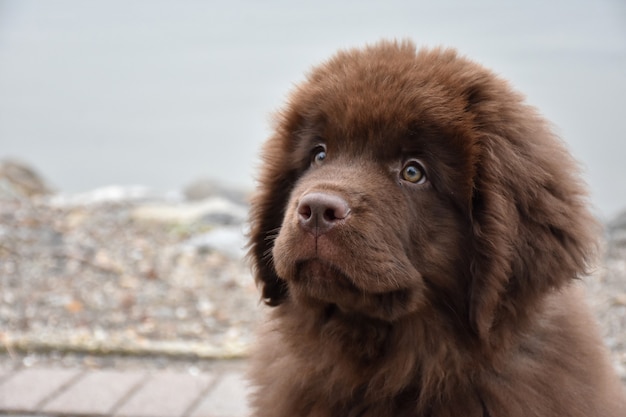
310, 145, 327, 166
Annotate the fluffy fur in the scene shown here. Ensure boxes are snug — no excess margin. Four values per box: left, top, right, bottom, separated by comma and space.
247, 40, 625, 416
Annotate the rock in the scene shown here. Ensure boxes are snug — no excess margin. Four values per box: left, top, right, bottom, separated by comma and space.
131, 197, 248, 226
49, 185, 162, 207
607, 211, 626, 232
0, 159, 54, 198
607, 211, 626, 247
183, 178, 250, 205
180, 226, 247, 259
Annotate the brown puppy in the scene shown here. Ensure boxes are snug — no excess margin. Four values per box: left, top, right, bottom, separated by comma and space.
247, 40, 625, 417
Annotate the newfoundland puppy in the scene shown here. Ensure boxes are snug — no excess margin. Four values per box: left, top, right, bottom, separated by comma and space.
247, 40, 625, 416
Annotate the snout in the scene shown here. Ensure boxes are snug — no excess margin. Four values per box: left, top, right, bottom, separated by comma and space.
297, 192, 351, 236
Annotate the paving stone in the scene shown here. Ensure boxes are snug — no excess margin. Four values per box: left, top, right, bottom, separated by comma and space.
0, 366, 14, 384
115, 370, 214, 417
0, 367, 81, 412
0, 360, 15, 372
189, 371, 251, 417
41, 369, 146, 415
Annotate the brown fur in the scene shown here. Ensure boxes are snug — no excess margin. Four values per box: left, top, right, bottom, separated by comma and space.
247, 40, 625, 416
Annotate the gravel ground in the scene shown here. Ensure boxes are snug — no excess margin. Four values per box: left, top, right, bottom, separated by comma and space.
587, 224, 626, 379
0, 188, 260, 362
0, 165, 625, 380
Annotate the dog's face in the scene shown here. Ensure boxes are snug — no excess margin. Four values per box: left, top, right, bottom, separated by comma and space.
270, 102, 473, 321
249, 41, 595, 341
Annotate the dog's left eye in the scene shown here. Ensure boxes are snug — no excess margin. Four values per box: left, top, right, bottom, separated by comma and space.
401, 161, 427, 184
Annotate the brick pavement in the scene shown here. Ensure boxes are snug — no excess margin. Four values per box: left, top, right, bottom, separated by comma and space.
0, 361, 251, 417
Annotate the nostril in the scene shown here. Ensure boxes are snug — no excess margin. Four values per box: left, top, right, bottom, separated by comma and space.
324, 207, 339, 222
298, 204, 312, 220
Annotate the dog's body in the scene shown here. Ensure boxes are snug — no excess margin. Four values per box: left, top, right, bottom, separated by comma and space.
247, 40, 625, 416
249, 287, 620, 416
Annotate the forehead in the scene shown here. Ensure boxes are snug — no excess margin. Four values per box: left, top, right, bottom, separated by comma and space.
288, 46, 479, 160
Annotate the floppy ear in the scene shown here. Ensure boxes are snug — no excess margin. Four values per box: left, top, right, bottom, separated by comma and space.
468, 101, 598, 349
248, 111, 304, 306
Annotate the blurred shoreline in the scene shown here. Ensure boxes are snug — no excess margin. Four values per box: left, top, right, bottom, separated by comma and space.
1, 159, 257, 361
0, 159, 624, 381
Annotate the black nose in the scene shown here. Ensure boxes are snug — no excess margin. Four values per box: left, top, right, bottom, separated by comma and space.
297, 192, 350, 236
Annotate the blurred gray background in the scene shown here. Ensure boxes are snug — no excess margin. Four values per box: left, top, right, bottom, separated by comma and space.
1, 0, 624, 219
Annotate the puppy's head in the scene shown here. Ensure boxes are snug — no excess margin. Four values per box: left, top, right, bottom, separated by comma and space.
248, 40, 597, 342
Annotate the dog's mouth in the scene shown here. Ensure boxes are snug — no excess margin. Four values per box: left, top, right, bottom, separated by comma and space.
290, 257, 423, 321
294, 258, 360, 291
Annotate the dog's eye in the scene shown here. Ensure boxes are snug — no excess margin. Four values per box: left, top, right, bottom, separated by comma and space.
311, 146, 327, 166
401, 161, 427, 184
